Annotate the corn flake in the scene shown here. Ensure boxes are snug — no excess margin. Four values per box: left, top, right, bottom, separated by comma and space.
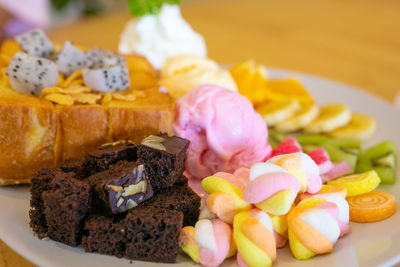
64, 85, 91, 94
102, 93, 112, 105
44, 93, 74, 105
112, 92, 137, 102
63, 70, 83, 87
72, 93, 101, 105
56, 74, 65, 87
41, 87, 65, 96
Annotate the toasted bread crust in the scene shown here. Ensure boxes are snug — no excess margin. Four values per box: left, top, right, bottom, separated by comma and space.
0, 91, 174, 185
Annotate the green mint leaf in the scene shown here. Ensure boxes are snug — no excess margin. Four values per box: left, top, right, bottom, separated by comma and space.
51, 0, 71, 11
164, 0, 181, 4
128, 0, 163, 17
127, 0, 181, 17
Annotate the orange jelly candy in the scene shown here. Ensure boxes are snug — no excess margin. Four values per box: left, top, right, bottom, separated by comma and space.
347, 191, 396, 223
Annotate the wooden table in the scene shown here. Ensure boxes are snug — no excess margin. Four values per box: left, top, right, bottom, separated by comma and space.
1, 0, 399, 266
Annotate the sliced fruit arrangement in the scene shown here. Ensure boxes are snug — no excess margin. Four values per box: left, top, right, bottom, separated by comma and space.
230, 60, 378, 140
356, 141, 397, 184
274, 104, 319, 132
229, 60, 269, 106
329, 113, 377, 140
304, 104, 351, 133
256, 100, 300, 127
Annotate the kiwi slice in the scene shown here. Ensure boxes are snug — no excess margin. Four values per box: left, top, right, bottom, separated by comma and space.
296, 134, 328, 146
296, 134, 361, 167
356, 141, 397, 184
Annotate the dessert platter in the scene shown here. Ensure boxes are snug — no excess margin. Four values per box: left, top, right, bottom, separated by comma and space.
0, 1, 399, 267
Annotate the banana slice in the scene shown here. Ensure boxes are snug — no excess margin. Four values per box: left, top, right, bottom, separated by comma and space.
274, 104, 319, 132
304, 103, 351, 133
328, 112, 377, 140
256, 100, 300, 126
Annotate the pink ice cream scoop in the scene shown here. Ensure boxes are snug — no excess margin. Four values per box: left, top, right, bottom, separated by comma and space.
174, 85, 272, 189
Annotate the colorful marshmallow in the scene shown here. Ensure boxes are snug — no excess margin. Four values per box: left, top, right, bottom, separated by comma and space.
202, 172, 251, 223
180, 219, 236, 267
287, 197, 343, 260
243, 162, 301, 215
270, 214, 289, 248
234, 209, 277, 267
300, 185, 350, 236
267, 153, 323, 194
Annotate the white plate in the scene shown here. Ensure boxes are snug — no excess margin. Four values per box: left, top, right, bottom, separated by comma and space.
1, 69, 399, 267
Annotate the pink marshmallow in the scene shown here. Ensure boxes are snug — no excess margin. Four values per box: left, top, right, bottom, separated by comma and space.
243, 172, 301, 203
273, 231, 288, 248
199, 219, 233, 267
321, 161, 354, 183
316, 201, 349, 237
306, 173, 323, 194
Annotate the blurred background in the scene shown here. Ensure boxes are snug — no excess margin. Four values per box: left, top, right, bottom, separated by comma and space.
0, 0, 399, 103
0, 0, 399, 266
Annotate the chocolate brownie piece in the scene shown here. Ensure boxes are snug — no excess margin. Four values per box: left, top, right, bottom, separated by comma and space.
84, 140, 137, 175
82, 214, 126, 257
125, 207, 183, 263
42, 173, 91, 246
86, 161, 153, 214
29, 168, 57, 238
58, 158, 86, 179
144, 179, 200, 226
138, 134, 189, 191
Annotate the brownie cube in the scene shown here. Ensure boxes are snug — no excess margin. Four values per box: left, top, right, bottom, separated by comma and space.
42, 173, 91, 246
84, 140, 137, 174
138, 134, 189, 191
82, 214, 126, 257
86, 161, 153, 214
144, 178, 200, 226
58, 157, 86, 179
125, 207, 183, 263
29, 168, 57, 238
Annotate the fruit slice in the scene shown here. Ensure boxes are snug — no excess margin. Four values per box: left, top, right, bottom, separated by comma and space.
296, 134, 328, 153
307, 148, 333, 175
256, 100, 300, 126
230, 60, 269, 106
296, 134, 361, 168
274, 104, 319, 133
268, 129, 288, 149
347, 191, 396, 223
304, 104, 351, 133
327, 170, 380, 197
324, 138, 361, 168
356, 141, 397, 184
271, 137, 302, 157
328, 113, 377, 140
266, 78, 315, 105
